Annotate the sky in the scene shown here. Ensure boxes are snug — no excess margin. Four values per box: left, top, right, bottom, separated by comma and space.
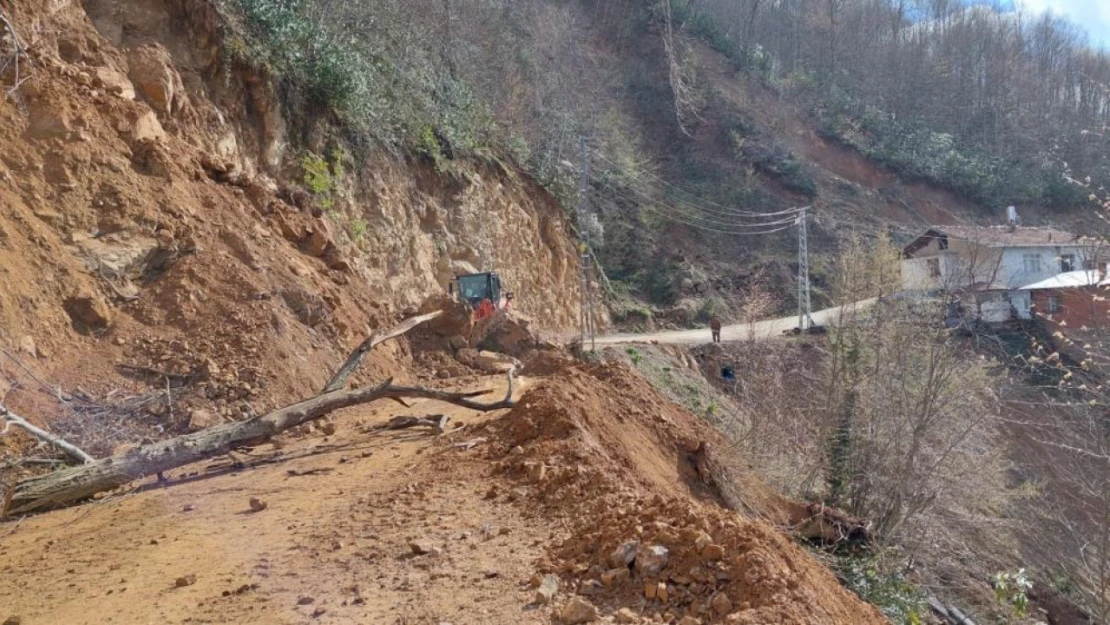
1011, 0, 1110, 48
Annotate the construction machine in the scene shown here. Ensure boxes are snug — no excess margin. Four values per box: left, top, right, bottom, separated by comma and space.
451, 272, 514, 320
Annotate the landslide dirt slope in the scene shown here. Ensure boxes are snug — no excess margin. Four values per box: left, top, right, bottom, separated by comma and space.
0, 0, 580, 459
0, 361, 887, 625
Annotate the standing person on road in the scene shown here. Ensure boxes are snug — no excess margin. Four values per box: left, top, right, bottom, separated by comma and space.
710, 314, 722, 344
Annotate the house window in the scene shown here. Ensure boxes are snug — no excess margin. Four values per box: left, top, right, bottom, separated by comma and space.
927, 258, 941, 278
1023, 254, 1042, 273
1046, 295, 1060, 314
1060, 253, 1076, 272
938, 236, 949, 251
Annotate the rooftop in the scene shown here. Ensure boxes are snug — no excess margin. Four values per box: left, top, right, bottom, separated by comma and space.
1019, 270, 1110, 290
903, 225, 1091, 257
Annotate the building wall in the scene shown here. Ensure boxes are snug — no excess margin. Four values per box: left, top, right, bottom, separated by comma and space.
902, 243, 1091, 294
1031, 287, 1110, 330
997, 246, 1090, 289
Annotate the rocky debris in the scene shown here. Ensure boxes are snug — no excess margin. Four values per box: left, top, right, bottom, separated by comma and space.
93, 66, 135, 99
455, 348, 520, 374
297, 596, 314, 605
248, 497, 267, 512
534, 574, 559, 604
615, 608, 638, 623
127, 110, 167, 145
127, 44, 187, 117
409, 540, 437, 556
558, 597, 598, 624
312, 606, 327, 618
3, 617, 21, 625
600, 567, 630, 586
417, 294, 474, 339
187, 409, 222, 431
610, 540, 639, 568
472, 311, 537, 357
700, 544, 725, 561
634, 545, 669, 576
174, 574, 197, 588
302, 220, 333, 257
524, 461, 547, 482
710, 592, 732, 615
63, 288, 112, 334
794, 502, 871, 546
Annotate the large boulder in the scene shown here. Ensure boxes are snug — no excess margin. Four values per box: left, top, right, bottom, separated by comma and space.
127, 44, 187, 117
417, 293, 474, 339
472, 310, 537, 357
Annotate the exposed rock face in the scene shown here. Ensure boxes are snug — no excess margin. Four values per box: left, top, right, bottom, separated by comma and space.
62, 288, 113, 334
127, 44, 187, 117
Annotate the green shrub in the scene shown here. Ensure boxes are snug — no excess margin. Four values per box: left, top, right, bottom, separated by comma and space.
837, 556, 926, 625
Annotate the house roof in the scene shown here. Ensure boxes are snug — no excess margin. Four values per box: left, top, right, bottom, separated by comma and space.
1019, 270, 1110, 290
903, 225, 1087, 257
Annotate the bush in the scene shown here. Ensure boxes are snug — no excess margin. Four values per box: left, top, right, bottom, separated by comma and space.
837, 556, 926, 625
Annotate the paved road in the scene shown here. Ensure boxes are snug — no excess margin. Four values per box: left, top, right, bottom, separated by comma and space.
590, 299, 875, 346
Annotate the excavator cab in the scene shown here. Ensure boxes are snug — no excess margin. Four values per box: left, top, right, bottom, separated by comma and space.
452, 272, 509, 320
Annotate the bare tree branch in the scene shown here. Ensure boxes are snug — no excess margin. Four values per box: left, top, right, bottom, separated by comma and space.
0, 406, 95, 465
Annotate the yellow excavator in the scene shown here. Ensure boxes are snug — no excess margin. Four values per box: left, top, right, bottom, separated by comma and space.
451, 272, 514, 320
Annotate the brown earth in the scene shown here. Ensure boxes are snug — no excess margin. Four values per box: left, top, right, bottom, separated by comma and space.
0, 0, 581, 463
0, 359, 887, 625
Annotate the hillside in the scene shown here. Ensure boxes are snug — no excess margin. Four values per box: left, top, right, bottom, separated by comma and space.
1, 0, 1108, 624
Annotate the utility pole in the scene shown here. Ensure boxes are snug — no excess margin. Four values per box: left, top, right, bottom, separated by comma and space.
577, 137, 595, 351
796, 206, 814, 331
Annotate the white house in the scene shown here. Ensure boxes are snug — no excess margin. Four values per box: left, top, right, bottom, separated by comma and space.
901, 225, 1098, 321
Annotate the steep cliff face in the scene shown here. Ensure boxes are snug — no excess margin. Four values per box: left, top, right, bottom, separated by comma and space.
0, 0, 579, 425
0, 0, 577, 401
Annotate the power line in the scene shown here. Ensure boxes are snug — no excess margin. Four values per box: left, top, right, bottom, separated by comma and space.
590, 149, 805, 218
598, 181, 801, 231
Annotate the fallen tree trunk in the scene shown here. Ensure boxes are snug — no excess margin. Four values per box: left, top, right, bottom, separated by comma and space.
3, 311, 516, 517
4, 373, 515, 516
1, 407, 95, 465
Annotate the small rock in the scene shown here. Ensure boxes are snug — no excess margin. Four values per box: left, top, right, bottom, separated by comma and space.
601, 567, 630, 586
643, 582, 657, 600
297, 596, 314, 605
409, 540, 435, 555
484, 570, 500, 579
182, 504, 195, 512
249, 497, 267, 512
694, 532, 712, 552
509, 445, 525, 456
634, 545, 670, 576
700, 544, 725, 561
534, 574, 559, 604
63, 288, 112, 334
4, 617, 22, 625
312, 607, 327, 618
710, 592, 733, 615
656, 582, 668, 603
615, 608, 638, 624
610, 540, 639, 568
320, 422, 337, 436
174, 574, 196, 588
558, 597, 598, 625
188, 409, 221, 430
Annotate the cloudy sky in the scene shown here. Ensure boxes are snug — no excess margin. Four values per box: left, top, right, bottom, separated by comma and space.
1012, 0, 1110, 48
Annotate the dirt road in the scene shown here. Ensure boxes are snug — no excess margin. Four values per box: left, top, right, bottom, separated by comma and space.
593, 299, 875, 346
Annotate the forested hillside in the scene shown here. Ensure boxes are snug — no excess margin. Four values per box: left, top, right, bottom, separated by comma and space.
215, 0, 1110, 323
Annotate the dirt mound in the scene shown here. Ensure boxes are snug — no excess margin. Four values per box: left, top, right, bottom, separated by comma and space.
475, 364, 886, 625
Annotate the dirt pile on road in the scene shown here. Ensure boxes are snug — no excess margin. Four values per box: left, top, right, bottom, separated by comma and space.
477, 364, 887, 625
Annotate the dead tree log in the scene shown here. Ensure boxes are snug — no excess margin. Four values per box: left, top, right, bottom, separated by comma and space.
322, 310, 443, 393
4, 372, 515, 516
3, 311, 516, 517
1, 407, 95, 465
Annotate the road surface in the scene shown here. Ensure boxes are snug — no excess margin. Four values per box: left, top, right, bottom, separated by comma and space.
590, 299, 875, 346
